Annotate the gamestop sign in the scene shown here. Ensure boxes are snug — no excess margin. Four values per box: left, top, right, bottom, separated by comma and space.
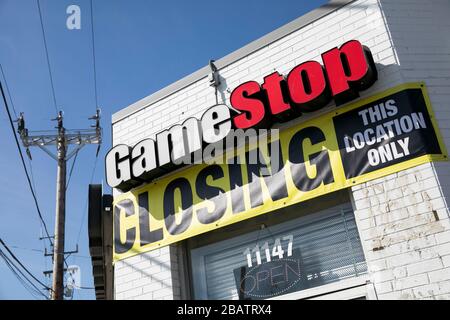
106, 40, 377, 191
106, 40, 448, 261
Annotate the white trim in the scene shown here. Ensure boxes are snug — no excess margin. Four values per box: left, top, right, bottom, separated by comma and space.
365, 281, 378, 300
309, 283, 368, 300
268, 276, 368, 300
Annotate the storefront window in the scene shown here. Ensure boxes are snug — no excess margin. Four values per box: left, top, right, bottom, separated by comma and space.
190, 204, 367, 300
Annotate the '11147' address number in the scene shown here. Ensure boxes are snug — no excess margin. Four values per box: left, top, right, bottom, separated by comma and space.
243, 235, 293, 268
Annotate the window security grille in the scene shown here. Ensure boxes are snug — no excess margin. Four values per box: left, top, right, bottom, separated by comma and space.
191, 204, 367, 300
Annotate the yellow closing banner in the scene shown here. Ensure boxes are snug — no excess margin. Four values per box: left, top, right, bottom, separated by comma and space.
113, 82, 447, 262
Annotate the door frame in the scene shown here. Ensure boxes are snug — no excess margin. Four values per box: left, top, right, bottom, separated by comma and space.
268, 276, 378, 300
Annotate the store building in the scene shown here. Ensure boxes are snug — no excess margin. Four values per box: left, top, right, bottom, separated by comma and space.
98, 0, 450, 300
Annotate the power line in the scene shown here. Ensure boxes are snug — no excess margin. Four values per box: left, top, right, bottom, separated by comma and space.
72, 151, 99, 302
73, 151, 98, 295
90, 0, 99, 109
71, 158, 99, 301
0, 251, 39, 298
36, 0, 58, 115
70, 0, 102, 263
0, 78, 54, 248
1, 251, 41, 299
71, 152, 99, 300
66, 149, 79, 190
0, 249, 47, 299
0, 63, 51, 251
10, 244, 91, 260
0, 239, 51, 292
0, 239, 52, 294
0, 64, 18, 118
27, 157, 38, 193
0, 66, 53, 292
76, 153, 99, 245
9, 245, 43, 254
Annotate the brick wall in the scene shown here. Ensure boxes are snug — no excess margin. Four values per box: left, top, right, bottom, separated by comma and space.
112, 0, 450, 299
351, 162, 450, 299
350, 0, 450, 300
114, 245, 182, 300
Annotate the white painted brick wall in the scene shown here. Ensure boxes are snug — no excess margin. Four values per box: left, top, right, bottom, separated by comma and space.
380, 0, 450, 206
349, 0, 450, 300
114, 244, 181, 300
112, 0, 450, 300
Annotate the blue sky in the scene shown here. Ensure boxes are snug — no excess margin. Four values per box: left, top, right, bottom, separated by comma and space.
0, 0, 326, 299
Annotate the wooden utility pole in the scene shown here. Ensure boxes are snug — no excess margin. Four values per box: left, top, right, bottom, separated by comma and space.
52, 111, 66, 300
18, 110, 101, 299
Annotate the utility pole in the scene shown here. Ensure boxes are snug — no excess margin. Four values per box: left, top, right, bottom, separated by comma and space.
53, 111, 66, 300
18, 110, 101, 300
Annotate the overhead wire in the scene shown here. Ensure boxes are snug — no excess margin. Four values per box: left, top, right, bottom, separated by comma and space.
27, 158, 38, 194
36, 0, 58, 115
0, 63, 51, 250
0, 75, 54, 249
71, 2, 102, 299
90, 0, 99, 109
75, 154, 99, 246
0, 250, 44, 299
0, 250, 48, 299
0, 239, 52, 293
75, 0, 102, 246
66, 149, 79, 190
1, 43, 53, 297
0, 64, 18, 118
8, 244, 91, 259
9, 245, 43, 254
74, 0, 102, 246
25, 156, 50, 258
72, 153, 99, 300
